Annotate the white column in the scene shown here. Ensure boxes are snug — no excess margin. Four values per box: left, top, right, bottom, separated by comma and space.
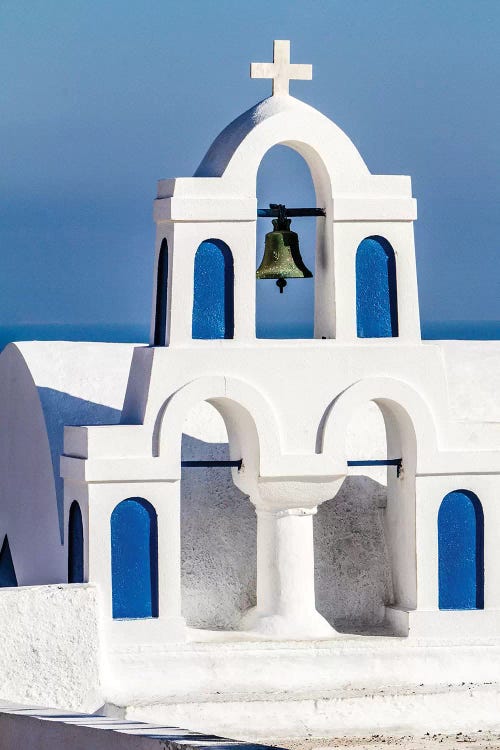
232, 222, 257, 343
257, 508, 316, 616
156, 480, 183, 621
414, 476, 440, 610
483, 483, 500, 611
241, 504, 336, 638
314, 218, 336, 339
168, 223, 196, 346
332, 222, 357, 342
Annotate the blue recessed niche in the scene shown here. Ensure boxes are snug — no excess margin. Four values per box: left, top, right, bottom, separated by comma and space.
154, 238, 169, 346
111, 498, 159, 619
192, 239, 234, 339
438, 490, 484, 610
68, 500, 84, 583
0, 535, 17, 587
356, 236, 398, 338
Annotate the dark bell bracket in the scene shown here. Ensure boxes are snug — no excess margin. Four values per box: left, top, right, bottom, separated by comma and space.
181, 458, 403, 477
257, 204, 326, 218
347, 458, 403, 478
181, 460, 243, 469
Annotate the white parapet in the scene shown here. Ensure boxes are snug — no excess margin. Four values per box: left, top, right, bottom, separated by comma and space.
0, 702, 278, 750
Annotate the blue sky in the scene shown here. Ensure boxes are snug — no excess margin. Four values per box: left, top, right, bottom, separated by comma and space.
1, 0, 499, 342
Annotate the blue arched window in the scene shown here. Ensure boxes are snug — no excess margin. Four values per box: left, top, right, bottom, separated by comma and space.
111, 498, 159, 619
192, 239, 234, 339
0, 535, 17, 587
438, 490, 484, 610
153, 238, 169, 346
68, 501, 84, 583
356, 236, 398, 338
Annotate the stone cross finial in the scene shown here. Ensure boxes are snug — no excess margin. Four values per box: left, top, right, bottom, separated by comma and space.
250, 40, 312, 96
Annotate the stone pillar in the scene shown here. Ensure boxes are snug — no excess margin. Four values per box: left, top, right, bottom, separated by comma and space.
256, 508, 317, 619
240, 478, 343, 639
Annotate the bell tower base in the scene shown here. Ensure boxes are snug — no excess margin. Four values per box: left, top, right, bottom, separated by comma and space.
105, 635, 500, 740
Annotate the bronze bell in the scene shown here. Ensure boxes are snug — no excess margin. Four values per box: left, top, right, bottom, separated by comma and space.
256, 204, 313, 292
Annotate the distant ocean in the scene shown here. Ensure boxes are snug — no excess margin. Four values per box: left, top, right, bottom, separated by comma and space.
0, 320, 499, 352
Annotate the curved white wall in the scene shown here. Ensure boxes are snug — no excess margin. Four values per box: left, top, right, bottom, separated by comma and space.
0, 342, 136, 585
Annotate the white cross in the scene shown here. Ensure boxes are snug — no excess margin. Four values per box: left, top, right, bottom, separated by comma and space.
250, 40, 312, 96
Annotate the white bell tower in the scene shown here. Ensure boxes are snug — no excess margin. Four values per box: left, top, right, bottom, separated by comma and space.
150, 39, 420, 347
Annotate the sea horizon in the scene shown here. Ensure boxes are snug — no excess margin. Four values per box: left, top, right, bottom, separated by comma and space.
0, 320, 499, 352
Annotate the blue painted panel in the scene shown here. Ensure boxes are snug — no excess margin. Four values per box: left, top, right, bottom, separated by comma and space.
68, 501, 84, 583
438, 490, 484, 610
153, 238, 168, 346
111, 498, 159, 619
192, 239, 234, 339
0, 536, 17, 587
356, 236, 398, 338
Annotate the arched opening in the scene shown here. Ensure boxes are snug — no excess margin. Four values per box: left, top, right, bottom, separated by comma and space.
111, 498, 159, 619
438, 490, 484, 610
356, 236, 398, 338
316, 401, 392, 632
153, 238, 169, 346
192, 239, 234, 339
0, 535, 17, 587
319, 387, 418, 634
180, 400, 257, 631
68, 501, 84, 583
256, 146, 317, 339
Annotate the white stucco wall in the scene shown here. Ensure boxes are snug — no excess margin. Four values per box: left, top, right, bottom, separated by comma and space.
431, 341, 500, 421
0, 583, 101, 712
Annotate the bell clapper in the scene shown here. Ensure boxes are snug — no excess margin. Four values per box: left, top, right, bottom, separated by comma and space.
276, 278, 287, 293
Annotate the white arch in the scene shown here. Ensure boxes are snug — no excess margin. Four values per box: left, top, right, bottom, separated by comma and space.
195, 96, 369, 199
319, 376, 441, 615
320, 377, 440, 473
154, 375, 283, 479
